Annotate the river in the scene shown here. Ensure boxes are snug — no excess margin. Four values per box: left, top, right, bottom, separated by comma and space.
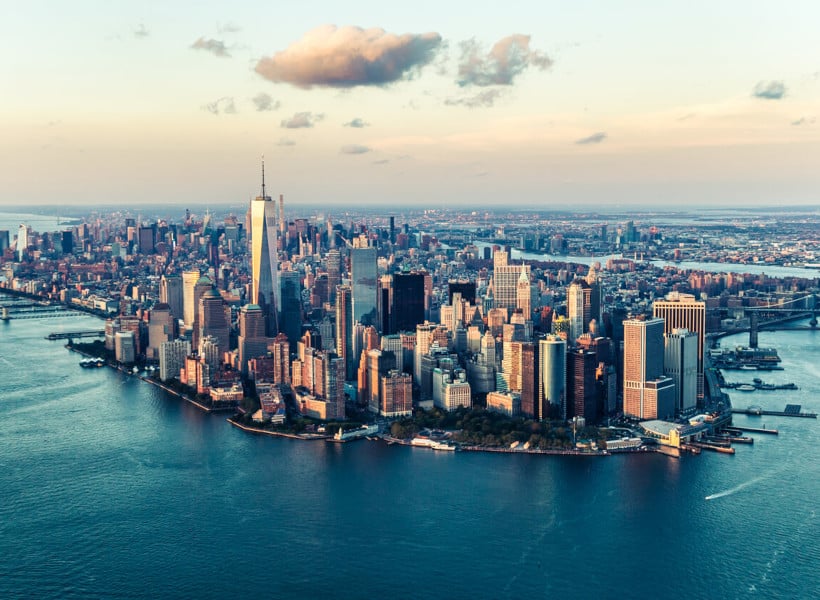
0, 311, 817, 599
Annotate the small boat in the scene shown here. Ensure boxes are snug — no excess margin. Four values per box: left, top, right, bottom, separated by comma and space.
736, 384, 756, 392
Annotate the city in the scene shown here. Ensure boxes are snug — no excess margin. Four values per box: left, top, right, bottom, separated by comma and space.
1, 190, 817, 459
2, 2, 819, 597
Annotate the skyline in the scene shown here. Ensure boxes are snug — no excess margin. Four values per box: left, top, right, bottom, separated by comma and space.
2, 1, 819, 207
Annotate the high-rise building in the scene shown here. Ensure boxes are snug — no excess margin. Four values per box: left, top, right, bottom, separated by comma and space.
147, 303, 175, 361
623, 317, 675, 420
191, 275, 213, 349
495, 262, 530, 314
160, 275, 184, 324
519, 342, 539, 419
250, 160, 279, 335
16, 224, 28, 261
326, 249, 341, 304
181, 270, 200, 332
198, 288, 230, 357
567, 348, 598, 423
664, 328, 698, 415
335, 285, 354, 380
351, 243, 377, 327
389, 271, 425, 334
61, 230, 74, 255
279, 269, 302, 344
516, 267, 533, 318
0, 230, 9, 253
238, 304, 269, 376
160, 339, 190, 382
539, 335, 566, 420
653, 292, 706, 400
567, 279, 591, 343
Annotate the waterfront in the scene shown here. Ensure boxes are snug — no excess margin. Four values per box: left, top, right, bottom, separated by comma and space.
1, 315, 818, 599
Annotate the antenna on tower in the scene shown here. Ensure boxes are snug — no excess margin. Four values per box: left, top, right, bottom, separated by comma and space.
261, 155, 267, 198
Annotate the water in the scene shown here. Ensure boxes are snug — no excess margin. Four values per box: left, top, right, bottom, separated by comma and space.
1, 312, 818, 599
471, 242, 818, 278
0, 211, 79, 235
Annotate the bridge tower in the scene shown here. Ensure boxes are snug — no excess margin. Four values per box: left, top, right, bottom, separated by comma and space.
749, 311, 758, 348
811, 293, 818, 329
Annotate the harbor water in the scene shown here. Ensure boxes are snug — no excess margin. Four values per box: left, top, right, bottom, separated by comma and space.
0, 313, 818, 599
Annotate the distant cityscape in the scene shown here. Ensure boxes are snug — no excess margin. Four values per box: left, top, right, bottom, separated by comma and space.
1, 180, 818, 455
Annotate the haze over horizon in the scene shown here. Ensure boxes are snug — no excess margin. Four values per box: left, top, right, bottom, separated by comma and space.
2, 1, 819, 207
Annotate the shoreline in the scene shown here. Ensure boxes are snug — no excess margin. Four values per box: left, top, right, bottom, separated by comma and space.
65, 344, 217, 413
227, 418, 330, 441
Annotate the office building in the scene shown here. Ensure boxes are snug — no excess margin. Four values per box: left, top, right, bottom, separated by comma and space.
181, 270, 200, 331
539, 335, 566, 420
653, 292, 706, 399
250, 160, 279, 335
160, 339, 190, 382
664, 328, 698, 415
623, 317, 672, 420
160, 275, 184, 323
351, 242, 377, 327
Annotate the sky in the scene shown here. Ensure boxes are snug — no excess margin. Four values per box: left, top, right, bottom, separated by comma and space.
1, 1, 819, 208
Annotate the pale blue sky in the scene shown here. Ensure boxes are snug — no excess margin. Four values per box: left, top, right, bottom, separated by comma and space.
1, 1, 818, 207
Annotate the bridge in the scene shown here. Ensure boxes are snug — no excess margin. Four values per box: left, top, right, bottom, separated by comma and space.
708, 294, 818, 346
46, 330, 105, 340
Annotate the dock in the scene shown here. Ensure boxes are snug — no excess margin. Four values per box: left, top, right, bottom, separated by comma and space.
731, 404, 817, 419
46, 330, 106, 340
726, 425, 779, 435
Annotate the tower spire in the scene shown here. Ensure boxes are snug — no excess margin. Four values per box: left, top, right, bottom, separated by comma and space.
261, 155, 267, 198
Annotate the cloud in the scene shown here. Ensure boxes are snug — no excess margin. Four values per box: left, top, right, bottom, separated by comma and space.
344, 118, 370, 128
752, 80, 786, 100
255, 25, 442, 88
457, 34, 551, 86
134, 24, 149, 39
280, 111, 324, 128
276, 138, 296, 146
191, 37, 230, 57
445, 89, 504, 108
252, 93, 280, 112
372, 159, 390, 165
340, 144, 371, 154
575, 132, 607, 145
217, 22, 241, 34
791, 117, 815, 126
676, 113, 696, 122
202, 97, 237, 115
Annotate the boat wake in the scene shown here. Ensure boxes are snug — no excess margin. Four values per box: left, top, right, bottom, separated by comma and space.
705, 474, 769, 501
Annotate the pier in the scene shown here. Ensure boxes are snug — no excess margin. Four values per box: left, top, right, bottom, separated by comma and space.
731, 404, 817, 419
725, 425, 779, 435
47, 330, 106, 340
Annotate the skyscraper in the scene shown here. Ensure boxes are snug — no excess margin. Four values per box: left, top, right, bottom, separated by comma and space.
351, 242, 377, 327
160, 275, 184, 324
279, 269, 302, 344
567, 279, 591, 343
16, 224, 28, 261
664, 328, 698, 415
238, 304, 269, 376
147, 304, 175, 361
653, 292, 706, 400
335, 285, 354, 380
181, 270, 200, 332
389, 271, 425, 334
198, 288, 230, 357
539, 335, 566, 420
250, 160, 279, 336
623, 317, 675, 420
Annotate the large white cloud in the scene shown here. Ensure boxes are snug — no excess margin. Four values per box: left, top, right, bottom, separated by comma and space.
256, 25, 442, 88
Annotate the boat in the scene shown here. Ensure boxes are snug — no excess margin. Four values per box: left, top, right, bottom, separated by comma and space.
431, 441, 457, 451
333, 424, 379, 442
736, 384, 756, 392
